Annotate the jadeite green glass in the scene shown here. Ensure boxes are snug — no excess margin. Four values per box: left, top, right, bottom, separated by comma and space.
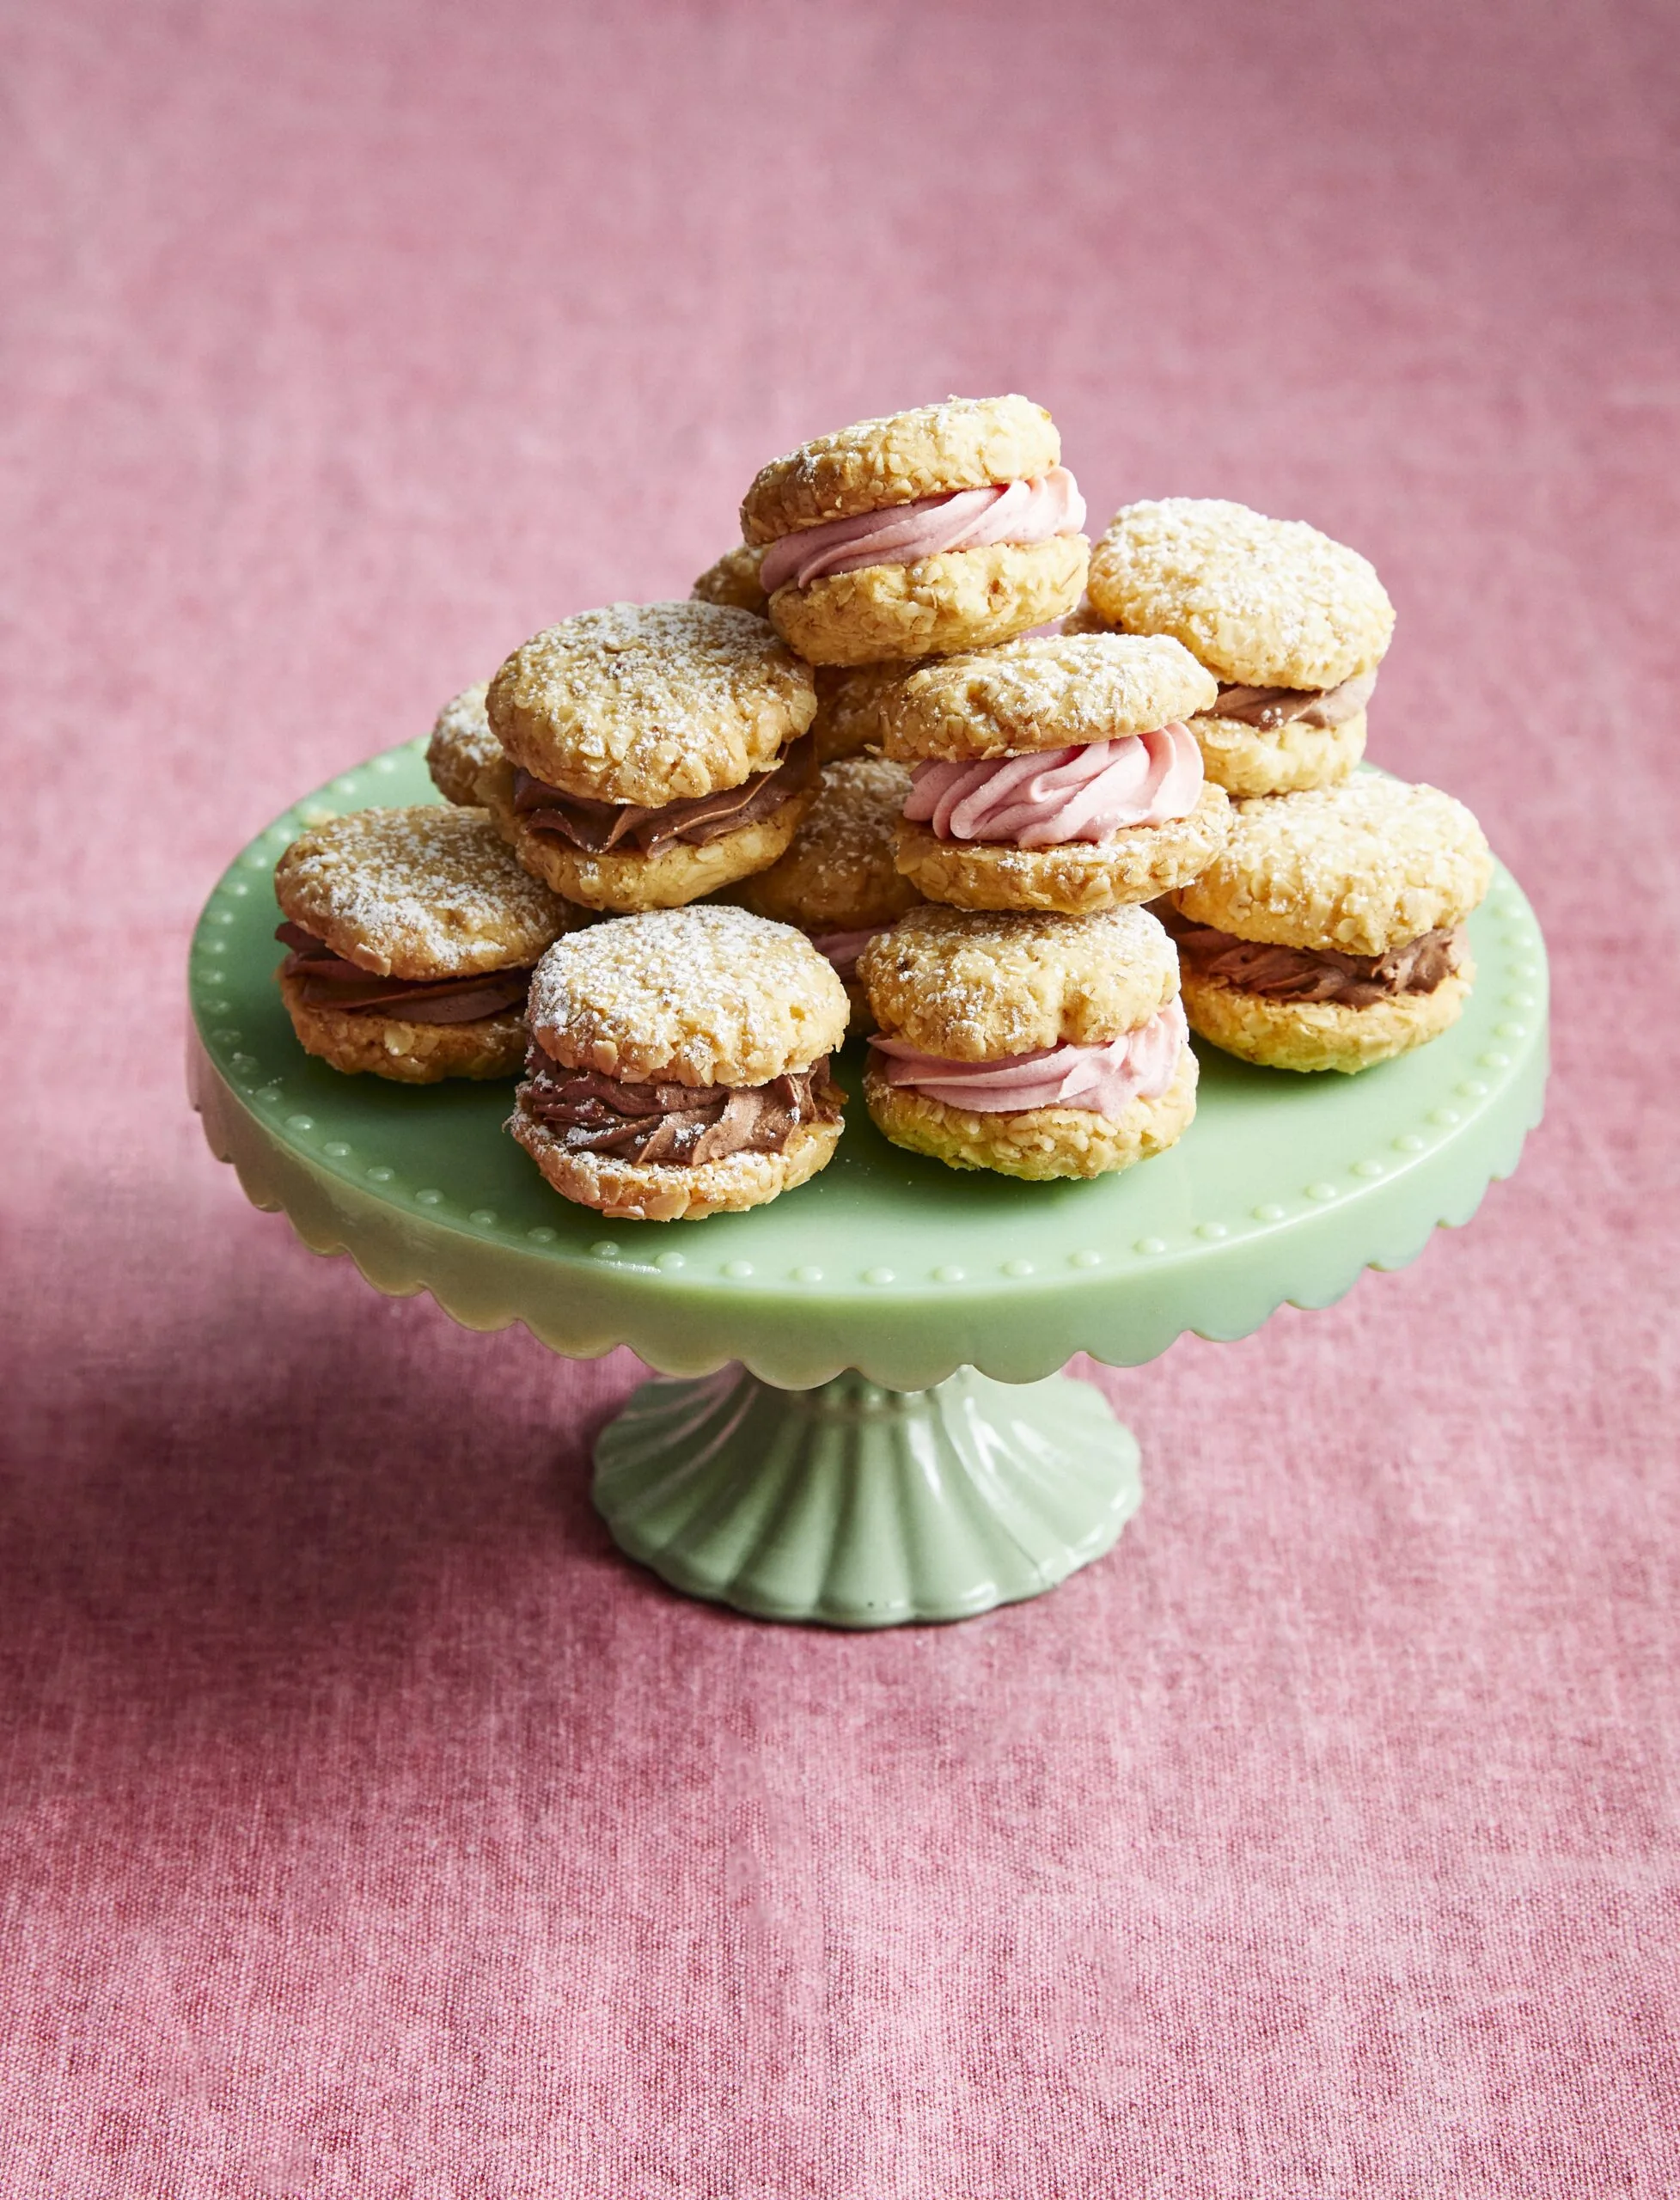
190, 742, 1549, 1626
594, 1366, 1140, 1625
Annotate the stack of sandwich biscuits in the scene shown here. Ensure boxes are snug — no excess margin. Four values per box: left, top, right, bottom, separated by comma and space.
272, 390, 1504, 1220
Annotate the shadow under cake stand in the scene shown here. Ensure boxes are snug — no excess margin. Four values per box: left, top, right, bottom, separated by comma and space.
189, 741, 1549, 1628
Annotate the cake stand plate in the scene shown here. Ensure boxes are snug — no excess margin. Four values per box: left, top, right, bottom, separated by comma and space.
189, 742, 1549, 1626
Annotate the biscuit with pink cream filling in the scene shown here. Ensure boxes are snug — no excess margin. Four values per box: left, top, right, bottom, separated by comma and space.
871, 996, 1188, 1114
742, 397, 1090, 664
770, 538, 1089, 666
864, 998, 1195, 1182
757, 470, 1087, 594
903, 724, 1203, 846
881, 632, 1228, 912
742, 394, 1063, 540
859, 900, 1196, 1177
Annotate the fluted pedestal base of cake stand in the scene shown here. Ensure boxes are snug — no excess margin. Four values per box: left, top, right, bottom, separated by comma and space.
188, 742, 1549, 1629
594, 1364, 1140, 1625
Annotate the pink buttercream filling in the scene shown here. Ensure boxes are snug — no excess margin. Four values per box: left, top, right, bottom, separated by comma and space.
902, 724, 1202, 847
871, 998, 1187, 1115
810, 926, 887, 982
759, 468, 1085, 594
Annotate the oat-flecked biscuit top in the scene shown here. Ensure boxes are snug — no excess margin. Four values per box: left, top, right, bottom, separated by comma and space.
741, 395, 1060, 545
425, 682, 500, 805
691, 544, 770, 618
860, 904, 1178, 1061
1175, 777, 1493, 955
1087, 499, 1396, 689
881, 633, 1219, 762
486, 602, 817, 807
742, 756, 921, 932
273, 806, 575, 979
527, 906, 849, 1087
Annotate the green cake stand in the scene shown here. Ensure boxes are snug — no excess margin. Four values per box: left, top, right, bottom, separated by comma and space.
189, 741, 1549, 1628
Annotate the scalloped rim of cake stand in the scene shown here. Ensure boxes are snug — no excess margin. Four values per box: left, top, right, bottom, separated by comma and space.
188, 742, 1549, 1393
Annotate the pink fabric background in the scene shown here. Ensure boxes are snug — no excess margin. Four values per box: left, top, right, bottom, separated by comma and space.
3, 3, 1677, 2193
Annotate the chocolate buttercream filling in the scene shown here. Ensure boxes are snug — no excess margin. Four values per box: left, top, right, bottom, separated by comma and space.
1171, 915, 1464, 1008
517, 1044, 842, 1164
1208, 668, 1378, 730
514, 733, 817, 856
276, 923, 531, 1023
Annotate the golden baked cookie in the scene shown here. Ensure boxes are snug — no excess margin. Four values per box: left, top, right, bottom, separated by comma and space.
516, 808, 810, 914
1182, 963, 1474, 1073
528, 906, 848, 1086
478, 752, 812, 914
278, 976, 527, 1083
273, 805, 577, 979
769, 537, 1087, 668
425, 683, 500, 806
880, 633, 1217, 762
742, 394, 1060, 544
486, 601, 816, 805
860, 902, 1177, 1061
1173, 777, 1491, 956
737, 757, 921, 933
1189, 708, 1366, 798
864, 1040, 1196, 1182
1087, 498, 1395, 689
510, 1109, 842, 1224
895, 781, 1231, 915
511, 908, 849, 1219
690, 544, 769, 618
811, 661, 917, 761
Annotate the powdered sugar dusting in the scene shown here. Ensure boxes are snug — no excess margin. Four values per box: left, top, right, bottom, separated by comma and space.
1177, 777, 1493, 955
1089, 498, 1396, 689
528, 905, 849, 1087
886, 632, 1217, 760
273, 805, 573, 979
858, 902, 1177, 1061
487, 601, 816, 808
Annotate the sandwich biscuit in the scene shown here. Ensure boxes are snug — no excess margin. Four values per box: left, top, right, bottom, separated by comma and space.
860, 904, 1195, 1179
742, 396, 1089, 665
510, 906, 849, 1221
484, 601, 818, 911
273, 805, 582, 1082
1168, 775, 1491, 1072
